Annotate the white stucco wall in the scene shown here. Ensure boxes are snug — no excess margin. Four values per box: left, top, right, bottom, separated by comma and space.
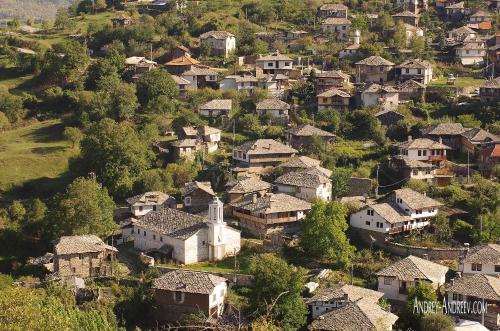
459, 262, 500, 276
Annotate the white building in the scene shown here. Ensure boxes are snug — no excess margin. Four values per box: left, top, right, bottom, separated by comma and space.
377, 255, 449, 301
255, 98, 290, 123
397, 137, 451, 163
321, 17, 351, 41
219, 75, 258, 93
198, 99, 232, 118
459, 244, 500, 276
396, 59, 433, 85
181, 66, 218, 90
456, 41, 487, 66
126, 191, 176, 217
199, 30, 236, 58
274, 167, 332, 201
255, 51, 293, 74
361, 84, 399, 110
132, 198, 240, 264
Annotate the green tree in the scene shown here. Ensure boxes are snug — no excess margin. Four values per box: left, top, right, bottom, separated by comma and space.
410, 36, 426, 58
457, 114, 481, 128
400, 282, 439, 330
420, 313, 455, 331
249, 254, 308, 330
50, 177, 116, 238
95, 0, 107, 10
64, 127, 83, 148
79, 119, 153, 196
432, 213, 452, 241
300, 201, 354, 267
8, 201, 26, 223
393, 21, 407, 50
330, 167, 352, 198
136, 69, 178, 107
238, 113, 263, 138
42, 41, 90, 84
54, 8, 75, 30
0, 112, 9, 129
473, 207, 500, 243
0, 92, 24, 123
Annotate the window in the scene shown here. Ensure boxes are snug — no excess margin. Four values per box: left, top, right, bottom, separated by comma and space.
139, 206, 143, 212
417, 69, 422, 74
416, 210, 422, 215
495, 265, 500, 272
174, 291, 184, 303
425, 169, 431, 175
405, 68, 410, 74
153, 205, 157, 211
384, 277, 392, 285
418, 150, 422, 156
72, 267, 76, 273
137, 228, 140, 234
143, 231, 146, 237
78, 254, 83, 260
472, 263, 482, 271
379, 67, 384, 72
366, 221, 371, 226
453, 293, 458, 300
423, 150, 427, 156
185, 197, 192, 206
397, 198, 402, 204
160, 236, 163, 242
367, 209, 374, 216
413, 169, 419, 176
153, 234, 156, 240
268, 62, 274, 67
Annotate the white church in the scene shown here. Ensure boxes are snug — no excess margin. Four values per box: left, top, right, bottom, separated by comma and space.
132, 197, 241, 264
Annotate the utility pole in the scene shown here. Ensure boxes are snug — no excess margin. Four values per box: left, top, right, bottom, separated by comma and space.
467, 151, 470, 184
375, 164, 379, 197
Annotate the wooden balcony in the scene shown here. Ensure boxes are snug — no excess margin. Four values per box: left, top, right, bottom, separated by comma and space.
233, 210, 299, 225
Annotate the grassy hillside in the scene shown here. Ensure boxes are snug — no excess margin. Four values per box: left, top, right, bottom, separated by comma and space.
0, 0, 74, 22
0, 120, 77, 198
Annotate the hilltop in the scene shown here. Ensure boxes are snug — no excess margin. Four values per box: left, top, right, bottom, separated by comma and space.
0, 0, 74, 22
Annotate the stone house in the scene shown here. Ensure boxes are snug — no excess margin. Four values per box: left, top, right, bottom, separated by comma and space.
314, 70, 350, 93
339, 43, 361, 59
170, 45, 191, 60
321, 18, 351, 41
199, 30, 236, 58
232, 139, 297, 174
255, 51, 293, 75
389, 156, 437, 182
219, 75, 258, 93
274, 167, 332, 201
469, 10, 493, 24
153, 270, 227, 321
395, 59, 433, 85
479, 77, 500, 103
446, 1, 469, 18
225, 176, 272, 203
126, 191, 176, 217
255, 98, 290, 124
181, 66, 218, 90
171, 75, 191, 96
448, 26, 477, 42
165, 55, 200, 75
133, 198, 240, 264
375, 109, 405, 126
421, 122, 469, 150
231, 193, 311, 237
53, 235, 117, 279
392, 10, 420, 26
459, 244, 500, 276
360, 84, 399, 110
397, 136, 451, 163
112, 14, 131, 27
317, 88, 351, 110
460, 128, 499, 155
355, 56, 395, 83
198, 99, 232, 118
172, 126, 221, 160
180, 181, 216, 213
396, 79, 425, 102
279, 155, 332, 177
377, 255, 448, 301
125, 57, 157, 76
286, 125, 335, 149
317, 3, 348, 18
455, 40, 486, 66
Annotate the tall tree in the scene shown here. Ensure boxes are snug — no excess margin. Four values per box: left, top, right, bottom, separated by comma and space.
136, 69, 178, 107
400, 282, 439, 330
300, 201, 355, 268
42, 41, 90, 85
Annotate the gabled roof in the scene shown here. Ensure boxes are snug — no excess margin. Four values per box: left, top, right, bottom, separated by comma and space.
199, 30, 234, 40
54, 235, 117, 255
172, 138, 197, 147
199, 99, 232, 110
471, 10, 493, 17
182, 65, 218, 76
356, 56, 395, 66
306, 284, 383, 304
461, 128, 498, 143
287, 124, 335, 137
227, 176, 271, 194
449, 26, 476, 35
310, 299, 399, 331
446, 1, 465, 8
231, 193, 311, 214
394, 188, 443, 209
396, 79, 425, 89
322, 17, 352, 25
234, 139, 297, 155
256, 98, 290, 110
446, 274, 500, 301
315, 70, 350, 80
481, 77, 500, 88
126, 56, 157, 65
397, 138, 451, 150
165, 55, 200, 66
422, 122, 467, 136
180, 181, 215, 197
222, 75, 259, 83
319, 3, 348, 10
256, 52, 293, 62
362, 83, 399, 94
317, 88, 351, 98
364, 202, 412, 224
275, 168, 330, 189
171, 75, 190, 85
279, 156, 332, 177
377, 255, 449, 282
397, 59, 432, 69
392, 10, 419, 17
153, 270, 226, 294
126, 191, 171, 206
462, 244, 500, 265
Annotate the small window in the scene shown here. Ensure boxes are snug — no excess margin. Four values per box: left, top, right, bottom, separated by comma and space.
153, 205, 157, 211
365, 221, 370, 226
185, 197, 192, 206
458, 294, 463, 301
472, 263, 482, 271
423, 150, 427, 156
160, 236, 163, 242
174, 291, 184, 303
137, 228, 140, 234
78, 254, 83, 260
72, 267, 76, 273
453, 293, 458, 300
384, 277, 392, 285
418, 150, 422, 156
143, 231, 146, 237
495, 265, 500, 272
153, 234, 156, 240
413, 169, 419, 176
139, 206, 143, 212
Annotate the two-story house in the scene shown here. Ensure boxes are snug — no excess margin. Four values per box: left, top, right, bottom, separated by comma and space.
398, 136, 451, 163
459, 244, 500, 275
317, 3, 348, 18
455, 40, 487, 66
225, 176, 272, 203
355, 56, 395, 83
360, 83, 400, 110
255, 98, 290, 124
126, 191, 176, 217
392, 10, 420, 26
255, 52, 293, 75
377, 255, 448, 301
479, 76, 500, 103
279, 155, 332, 177
165, 55, 201, 75
219, 75, 258, 93
230, 193, 311, 236
314, 70, 350, 93
448, 26, 477, 42
389, 156, 437, 182
181, 66, 218, 90
199, 30, 236, 58
317, 88, 351, 110
421, 122, 469, 150
469, 10, 493, 24
321, 17, 352, 41
275, 167, 332, 201
173, 126, 221, 159
180, 181, 216, 213
287, 125, 335, 149
395, 59, 433, 85
232, 139, 297, 174
198, 99, 232, 118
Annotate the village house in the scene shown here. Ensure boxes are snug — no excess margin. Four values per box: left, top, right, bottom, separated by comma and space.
219, 75, 258, 93
279, 155, 332, 177
395, 59, 433, 85
255, 51, 293, 75
165, 55, 201, 75
421, 122, 469, 150
402, 24, 424, 46
171, 75, 191, 96
256, 73, 289, 97
317, 3, 348, 18
198, 99, 232, 118
170, 45, 191, 60
199, 30, 236, 58
350, 188, 442, 235
355, 56, 395, 83
445, 274, 500, 330
460, 128, 499, 155
153, 270, 228, 321
321, 17, 352, 41
339, 43, 361, 59
225, 176, 272, 203
360, 83, 400, 110
317, 88, 351, 110
309, 298, 399, 331
396, 79, 426, 102
125, 56, 157, 76
446, 2, 469, 19
112, 14, 131, 27
181, 66, 218, 90
314, 70, 350, 93
180, 181, 216, 213
172, 126, 221, 160
375, 109, 405, 126
459, 244, 500, 275
306, 284, 384, 319
133, 197, 240, 264
392, 10, 420, 26
231, 193, 311, 236
448, 26, 477, 42
389, 156, 437, 182
52, 235, 117, 280
479, 143, 500, 176
232, 139, 297, 174
397, 136, 451, 163
469, 10, 494, 24
275, 167, 332, 201
455, 40, 487, 66
377, 255, 449, 301
171, 139, 198, 159
287, 125, 335, 149
255, 98, 290, 124
479, 76, 500, 103
126, 191, 176, 217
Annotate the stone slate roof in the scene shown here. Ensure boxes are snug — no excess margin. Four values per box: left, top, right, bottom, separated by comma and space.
153, 269, 227, 294
305, 284, 383, 304
450, 26, 476, 35
356, 56, 395, 66
461, 128, 498, 143
234, 139, 297, 155
182, 66, 218, 76
397, 59, 432, 69
376, 255, 449, 282
446, 274, 500, 301
199, 99, 232, 110
392, 10, 419, 17
471, 10, 493, 17
462, 244, 500, 265
362, 83, 399, 94
397, 138, 452, 150
135, 207, 207, 240
280, 156, 332, 177
394, 188, 443, 209
287, 124, 335, 137
367, 202, 412, 224
375, 110, 405, 126
323, 17, 352, 25
481, 77, 500, 88
446, 1, 465, 9
223, 75, 259, 83
126, 191, 171, 206
227, 176, 272, 194
319, 3, 348, 10
199, 30, 234, 39
315, 70, 350, 80
54, 235, 117, 255
310, 299, 399, 331
317, 88, 351, 98
275, 168, 330, 189
256, 52, 293, 62
256, 98, 290, 110
231, 193, 311, 214
397, 79, 425, 89
180, 181, 215, 197
172, 139, 197, 147
171, 75, 190, 85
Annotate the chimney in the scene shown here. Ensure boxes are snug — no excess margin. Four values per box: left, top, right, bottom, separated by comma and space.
422, 253, 429, 260
252, 194, 257, 204
439, 137, 443, 144
408, 135, 412, 142
451, 278, 455, 286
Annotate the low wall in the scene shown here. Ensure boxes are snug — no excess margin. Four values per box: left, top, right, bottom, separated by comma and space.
155, 266, 253, 287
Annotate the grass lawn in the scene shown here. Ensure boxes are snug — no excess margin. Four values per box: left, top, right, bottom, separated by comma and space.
0, 119, 77, 197
429, 76, 486, 88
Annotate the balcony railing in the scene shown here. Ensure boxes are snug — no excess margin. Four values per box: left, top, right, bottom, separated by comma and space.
233, 210, 298, 225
